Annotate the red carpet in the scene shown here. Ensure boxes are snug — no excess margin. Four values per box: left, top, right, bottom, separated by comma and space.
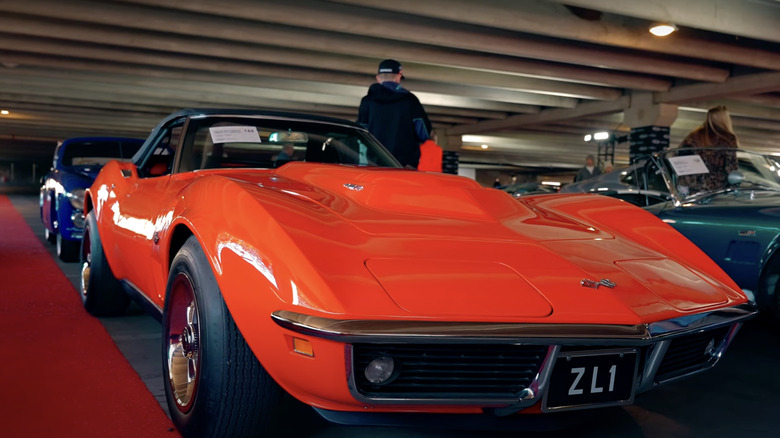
0, 196, 178, 437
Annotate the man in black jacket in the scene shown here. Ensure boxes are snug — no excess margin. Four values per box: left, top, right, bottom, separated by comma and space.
358, 59, 433, 168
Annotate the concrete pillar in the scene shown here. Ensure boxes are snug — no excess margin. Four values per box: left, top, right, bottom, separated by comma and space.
623, 92, 678, 161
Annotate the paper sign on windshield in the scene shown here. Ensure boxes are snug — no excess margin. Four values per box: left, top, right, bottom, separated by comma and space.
668, 155, 710, 176
209, 126, 262, 144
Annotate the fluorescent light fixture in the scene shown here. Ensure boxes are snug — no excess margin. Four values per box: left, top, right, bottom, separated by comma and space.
0, 110, 8, 115
649, 24, 677, 36
583, 134, 592, 142
593, 132, 610, 140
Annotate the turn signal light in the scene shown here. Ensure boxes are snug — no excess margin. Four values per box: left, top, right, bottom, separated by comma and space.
293, 337, 314, 357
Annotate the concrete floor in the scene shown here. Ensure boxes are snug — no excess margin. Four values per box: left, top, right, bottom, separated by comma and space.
10, 194, 780, 437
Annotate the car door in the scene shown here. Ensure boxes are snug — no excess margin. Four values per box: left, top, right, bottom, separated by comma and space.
105, 118, 186, 304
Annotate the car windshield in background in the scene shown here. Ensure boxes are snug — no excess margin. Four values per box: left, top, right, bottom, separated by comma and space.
179, 116, 400, 172
659, 148, 780, 202
63, 140, 143, 166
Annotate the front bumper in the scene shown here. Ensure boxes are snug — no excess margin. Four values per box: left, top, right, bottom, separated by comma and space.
272, 303, 755, 414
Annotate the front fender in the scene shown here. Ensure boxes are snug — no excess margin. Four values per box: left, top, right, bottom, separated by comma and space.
522, 193, 743, 294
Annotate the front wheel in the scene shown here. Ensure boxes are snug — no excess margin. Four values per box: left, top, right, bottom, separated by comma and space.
80, 210, 129, 316
163, 236, 282, 438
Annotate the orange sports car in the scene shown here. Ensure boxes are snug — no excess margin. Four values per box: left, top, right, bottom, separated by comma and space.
81, 109, 755, 437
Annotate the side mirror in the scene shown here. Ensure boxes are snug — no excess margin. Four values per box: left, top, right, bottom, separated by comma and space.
727, 171, 744, 186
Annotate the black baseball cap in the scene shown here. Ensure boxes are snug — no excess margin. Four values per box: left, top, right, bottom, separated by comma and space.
377, 59, 404, 79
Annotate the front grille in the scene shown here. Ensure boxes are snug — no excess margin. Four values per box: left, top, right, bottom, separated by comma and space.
655, 326, 731, 381
352, 343, 548, 399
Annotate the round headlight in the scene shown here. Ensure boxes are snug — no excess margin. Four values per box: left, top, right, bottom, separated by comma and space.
67, 188, 86, 210
364, 356, 395, 384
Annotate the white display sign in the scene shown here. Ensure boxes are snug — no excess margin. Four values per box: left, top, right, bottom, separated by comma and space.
209, 126, 261, 143
668, 154, 710, 176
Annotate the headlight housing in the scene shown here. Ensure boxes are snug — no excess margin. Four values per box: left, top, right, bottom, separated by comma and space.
67, 188, 86, 210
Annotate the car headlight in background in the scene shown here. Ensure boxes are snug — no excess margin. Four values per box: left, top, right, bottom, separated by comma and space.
66, 188, 86, 210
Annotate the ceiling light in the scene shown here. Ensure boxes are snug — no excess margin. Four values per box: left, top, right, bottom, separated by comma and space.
649, 24, 677, 36
593, 131, 610, 140
481, 144, 489, 149
0, 110, 9, 115
583, 134, 592, 142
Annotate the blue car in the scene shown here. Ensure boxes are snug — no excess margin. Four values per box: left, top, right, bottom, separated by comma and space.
40, 137, 144, 262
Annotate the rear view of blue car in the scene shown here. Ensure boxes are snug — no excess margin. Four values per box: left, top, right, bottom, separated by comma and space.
40, 137, 144, 262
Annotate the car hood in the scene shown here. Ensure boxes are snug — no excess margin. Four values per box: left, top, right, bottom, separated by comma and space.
62, 165, 102, 181
220, 163, 744, 324
58, 166, 100, 188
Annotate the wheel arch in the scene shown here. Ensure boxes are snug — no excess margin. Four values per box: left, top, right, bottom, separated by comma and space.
168, 224, 194, 270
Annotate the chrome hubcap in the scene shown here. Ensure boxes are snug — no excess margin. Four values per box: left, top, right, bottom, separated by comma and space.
165, 273, 200, 413
80, 232, 91, 298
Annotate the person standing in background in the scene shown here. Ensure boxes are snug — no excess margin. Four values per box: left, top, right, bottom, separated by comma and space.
417, 130, 443, 172
358, 59, 432, 168
574, 155, 601, 182
680, 105, 739, 149
678, 105, 739, 192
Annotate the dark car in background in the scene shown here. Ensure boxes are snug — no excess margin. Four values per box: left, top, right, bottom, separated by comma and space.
501, 181, 560, 197
565, 147, 780, 317
40, 137, 144, 261
560, 160, 671, 206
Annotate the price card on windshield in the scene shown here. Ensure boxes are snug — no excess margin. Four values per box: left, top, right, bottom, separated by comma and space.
668, 155, 710, 176
209, 126, 262, 144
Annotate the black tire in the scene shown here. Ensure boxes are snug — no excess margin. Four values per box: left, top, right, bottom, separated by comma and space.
163, 236, 283, 438
79, 210, 130, 316
57, 232, 81, 262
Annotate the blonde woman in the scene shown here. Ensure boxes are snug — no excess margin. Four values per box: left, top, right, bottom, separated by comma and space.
680, 105, 739, 148
678, 105, 739, 193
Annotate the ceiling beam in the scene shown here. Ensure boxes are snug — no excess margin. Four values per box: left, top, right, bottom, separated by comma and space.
547, 0, 780, 44
449, 97, 630, 135
0, 51, 576, 109
657, 71, 780, 104
0, 1, 677, 92
0, 25, 618, 101
115, 0, 729, 83
328, 0, 780, 71
0, 66, 542, 115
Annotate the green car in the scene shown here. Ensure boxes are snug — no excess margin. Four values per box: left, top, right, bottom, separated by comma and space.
601, 148, 780, 317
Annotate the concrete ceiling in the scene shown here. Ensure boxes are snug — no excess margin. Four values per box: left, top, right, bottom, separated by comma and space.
1, 0, 780, 172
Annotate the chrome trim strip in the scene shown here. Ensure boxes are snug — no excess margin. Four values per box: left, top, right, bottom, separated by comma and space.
636, 340, 670, 393
121, 280, 163, 322
271, 303, 756, 345
652, 322, 743, 386
273, 305, 754, 410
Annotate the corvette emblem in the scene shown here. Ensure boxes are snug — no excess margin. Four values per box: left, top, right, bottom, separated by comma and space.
581, 278, 616, 289
343, 183, 364, 191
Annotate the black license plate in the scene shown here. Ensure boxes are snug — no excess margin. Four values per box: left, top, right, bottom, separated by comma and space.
545, 350, 637, 410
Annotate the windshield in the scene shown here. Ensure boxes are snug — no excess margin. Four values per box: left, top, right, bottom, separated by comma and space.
658, 148, 780, 202
62, 139, 143, 166
178, 116, 400, 172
